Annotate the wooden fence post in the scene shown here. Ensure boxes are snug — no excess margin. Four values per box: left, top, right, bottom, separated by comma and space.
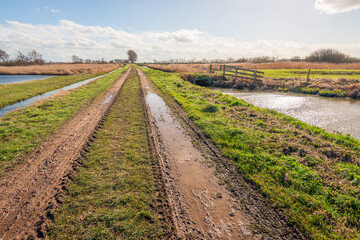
307, 69, 311, 81
223, 65, 226, 77
235, 66, 238, 80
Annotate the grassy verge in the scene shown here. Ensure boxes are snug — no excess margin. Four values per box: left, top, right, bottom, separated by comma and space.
262, 69, 360, 80
141, 67, 360, 239
0, 73, 105, 108
47, 70, 166, 239
0, 66, 128, 175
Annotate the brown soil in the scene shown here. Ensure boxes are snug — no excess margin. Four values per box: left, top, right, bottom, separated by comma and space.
137, 68, 305, 239
0, 63, 121, 75
0, 68, 131, 239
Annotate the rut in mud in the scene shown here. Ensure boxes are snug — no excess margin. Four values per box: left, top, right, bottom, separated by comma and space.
0, 68, 131, 239
137, 68, 304, 239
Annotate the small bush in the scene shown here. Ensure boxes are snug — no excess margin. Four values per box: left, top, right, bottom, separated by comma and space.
202, 104, 219, 113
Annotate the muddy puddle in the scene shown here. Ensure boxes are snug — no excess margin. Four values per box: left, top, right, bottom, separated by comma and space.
0, 68, 120, 117
212, 88, 360, 141
141, 72, 255, 239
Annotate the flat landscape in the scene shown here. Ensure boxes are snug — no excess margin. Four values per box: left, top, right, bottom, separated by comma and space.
0, 62, 359, 239
1, 1, 360, 239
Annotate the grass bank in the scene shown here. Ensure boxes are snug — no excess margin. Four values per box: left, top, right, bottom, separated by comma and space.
0, 66, 129, 175
0, 73, 102, 108
47, 70, 168, 239
141, 67, 360, 239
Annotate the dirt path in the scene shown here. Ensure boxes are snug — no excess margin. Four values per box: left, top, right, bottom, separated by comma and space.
137, 68, 304, 239
0, 68, 131, 239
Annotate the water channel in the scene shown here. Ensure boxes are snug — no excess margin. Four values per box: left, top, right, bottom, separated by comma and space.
0, 69, 119, 117
0, 75, 53, 85
211, 88, 360, 141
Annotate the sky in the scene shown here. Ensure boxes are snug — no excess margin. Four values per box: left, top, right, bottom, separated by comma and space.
1, 0, 360, 62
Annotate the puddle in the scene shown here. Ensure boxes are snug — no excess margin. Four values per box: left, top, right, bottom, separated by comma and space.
0, 69, 120, 117
102, 94, 114, 105
144, 82, 252, 239
212, 88, 360, 140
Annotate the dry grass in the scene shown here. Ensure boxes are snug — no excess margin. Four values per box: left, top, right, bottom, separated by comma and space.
0, 63, 121, 75
146, 62, 360, 73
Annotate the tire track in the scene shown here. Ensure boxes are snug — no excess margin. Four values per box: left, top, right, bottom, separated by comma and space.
0, 67, 131, 239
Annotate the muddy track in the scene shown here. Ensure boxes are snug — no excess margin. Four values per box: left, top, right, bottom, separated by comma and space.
0, 67, 131, 239
137, 68, 305, 239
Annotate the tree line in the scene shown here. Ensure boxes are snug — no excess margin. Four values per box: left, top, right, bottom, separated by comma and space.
0, 49, 45, 66
154, 49, 360, 64
0, 49, 139, 66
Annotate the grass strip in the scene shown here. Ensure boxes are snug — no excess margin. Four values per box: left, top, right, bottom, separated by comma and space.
0, 66, 129, 174
0, 73, 107, 108
141, 67, 360, 240
262, 69, 360, 80
47, 70, 166, 239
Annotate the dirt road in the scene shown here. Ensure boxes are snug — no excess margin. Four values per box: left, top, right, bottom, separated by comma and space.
0, 68, 130, 239
137, 68, 304, 239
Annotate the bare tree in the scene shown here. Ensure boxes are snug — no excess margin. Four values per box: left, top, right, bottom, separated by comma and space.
72, 55, 83, 63
28, 50, 44, 65
127, 50, 137, 63
0, 49, 9, 62
16, 51, 29, 65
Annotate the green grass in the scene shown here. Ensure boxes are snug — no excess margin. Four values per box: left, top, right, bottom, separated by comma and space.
262, 69, 360, 80
0, 66, 129, 175
0, 73, 107, 108
47, 70, 167, 239
141, 67, 360, 240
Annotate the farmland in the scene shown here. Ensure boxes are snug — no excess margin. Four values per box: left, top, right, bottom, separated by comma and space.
0, 64, 359, 239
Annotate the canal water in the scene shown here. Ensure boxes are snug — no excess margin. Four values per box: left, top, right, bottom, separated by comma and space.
212, 88, 360, 141
0, 75, 53, 85
0, 69, 120, 117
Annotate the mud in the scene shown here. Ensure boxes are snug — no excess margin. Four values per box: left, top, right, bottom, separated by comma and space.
137, 68, 304, 239
0, 68, 131, 239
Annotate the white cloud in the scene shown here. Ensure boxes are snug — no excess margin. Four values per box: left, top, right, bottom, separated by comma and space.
315, 0, 360, 14
0, 20, 360, 62
50, 9, 60, 13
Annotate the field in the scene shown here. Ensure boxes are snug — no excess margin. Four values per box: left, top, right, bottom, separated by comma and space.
146, 62, 360, 73
1, 64, 360, 239
147, 63, 360, 98
0, 63, 120, 75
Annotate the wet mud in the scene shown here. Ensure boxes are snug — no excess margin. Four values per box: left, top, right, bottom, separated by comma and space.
137, 68, 304, 239
0, 68, 131, 239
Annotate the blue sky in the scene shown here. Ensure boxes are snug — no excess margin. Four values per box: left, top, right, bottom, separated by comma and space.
1, 0, 360, 61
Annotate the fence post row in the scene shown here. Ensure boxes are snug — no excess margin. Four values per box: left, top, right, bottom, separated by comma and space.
221, 64, 264, 83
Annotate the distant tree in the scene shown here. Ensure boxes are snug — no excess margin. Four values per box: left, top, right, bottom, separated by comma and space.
305, 49, 350, 63
16, 51, 29, 65
28, 50, 44, 65
71, 55, 83, 63
0, 49, 9, 62
290, 56, 302, 62
127, 50, 137, 63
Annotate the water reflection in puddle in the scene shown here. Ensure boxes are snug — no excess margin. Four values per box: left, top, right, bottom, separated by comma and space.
212, 88, 360, 140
